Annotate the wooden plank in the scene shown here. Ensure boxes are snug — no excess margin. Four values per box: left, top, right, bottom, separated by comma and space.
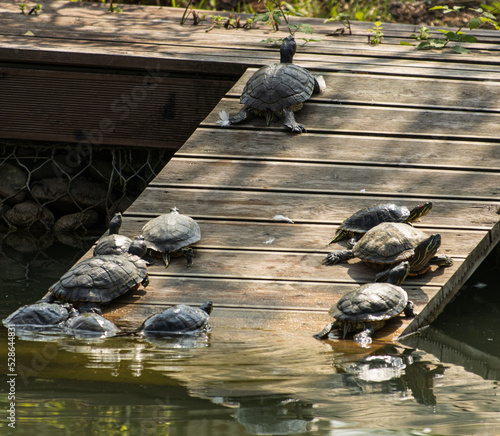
180, 129, 500, 171
147, 157, 500, 201
125, 187, 500, 230
205, 98, 500, 141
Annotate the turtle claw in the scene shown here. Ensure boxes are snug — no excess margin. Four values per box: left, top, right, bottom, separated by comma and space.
322, 249, 354, 265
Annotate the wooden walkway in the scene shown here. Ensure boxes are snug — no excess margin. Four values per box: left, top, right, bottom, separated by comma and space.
2, 2, 500, 345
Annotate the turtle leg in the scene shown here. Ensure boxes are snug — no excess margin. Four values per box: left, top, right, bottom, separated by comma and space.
313, 320, 340, 340
162, 252, 171, 268
182, 247, 195, 268
354, 327, 374, 345
78, 303, 102, 315
228, 107, 251, 125
430, 254, 453, 267
282, 108, 306, 133
322, 249, 355, 265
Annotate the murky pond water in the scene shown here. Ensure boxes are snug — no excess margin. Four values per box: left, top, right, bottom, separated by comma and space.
1, 233, 499, 435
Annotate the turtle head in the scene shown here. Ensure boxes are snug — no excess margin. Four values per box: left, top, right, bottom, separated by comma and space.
280, 36, 296, 64
386, 261, 410, 286
200, 301, 213, 315
170, 207, 180, 214
108, 213, 123, 235
412, 233, 441, 271
128, 235, 147, 258
408, 202, 432, 222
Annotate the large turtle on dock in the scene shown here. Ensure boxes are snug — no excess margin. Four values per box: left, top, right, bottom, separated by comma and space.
314, 262, 414, 344
141, 207, 201, 268
330, 202, 433, 246
217, 36, 325, 133
323, 222, 453, 282
137, 301, 213, 337
41, 237, 149, 313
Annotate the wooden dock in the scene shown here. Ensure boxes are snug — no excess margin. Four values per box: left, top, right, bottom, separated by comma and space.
2, 2, 500, 346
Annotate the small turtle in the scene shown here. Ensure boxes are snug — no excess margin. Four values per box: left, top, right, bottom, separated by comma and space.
94, 213, 133, 256
330, 202, 432, 246
137, 301, 213, 337
2, 302, 74, 331
314, 262, 414, 344
142, 207, 201, 268
41, 237, 149, 313
64, 312, 121, 338
323, 222, 453, 282
217, 36, 325, 133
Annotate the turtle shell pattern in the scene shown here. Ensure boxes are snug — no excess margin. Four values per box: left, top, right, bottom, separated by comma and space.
142, 213, 200, 253
353, 222, 429, 268
140, 303, 211, 336
65, 312, 121, 336
48, 254, 148, 304
330, 282, 408, 323
3, 302, 72, 328
338, 204, 411, 234
241, 63, 316, 112
94, 234, 132, 256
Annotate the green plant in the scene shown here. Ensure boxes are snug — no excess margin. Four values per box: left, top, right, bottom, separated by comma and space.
324, 12, 352, 36
401, 5, 500, 54
367, 21, 383, 44
28, 4, 42, 15
19, 3, 26, 14
107, 0, 122, 13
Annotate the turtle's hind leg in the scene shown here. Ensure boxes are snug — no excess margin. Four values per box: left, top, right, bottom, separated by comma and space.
182, 247, 195, 268
228, 107, 251, 125
283, 108, 306, 133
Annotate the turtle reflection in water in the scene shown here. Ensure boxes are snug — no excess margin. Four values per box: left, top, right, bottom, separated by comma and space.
330, 202, 433, 247
217, 35, 326, 133
314, 262, 414, 344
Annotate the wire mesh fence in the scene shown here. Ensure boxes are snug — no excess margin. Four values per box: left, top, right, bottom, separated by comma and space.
0, 140, 172, 234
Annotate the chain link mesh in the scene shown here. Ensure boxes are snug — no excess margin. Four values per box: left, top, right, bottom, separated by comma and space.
0, 140, 171, 233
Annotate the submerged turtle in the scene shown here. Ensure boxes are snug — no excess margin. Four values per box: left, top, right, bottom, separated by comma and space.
2, 302, 74, 330
330, 202, 433, 246
314, 262, 414, 344
41, 237, 149, 313
94, 213, 133, 256
64, 312, 121, 338
217, 36, 325, 133
142, 207, 201, 268
323, 222, 452, 282
137, 301, 213, 337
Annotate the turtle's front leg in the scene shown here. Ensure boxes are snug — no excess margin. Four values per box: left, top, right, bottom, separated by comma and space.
282, 108, 306, 133
322, 249, 355, 265
353, 327, 374, 345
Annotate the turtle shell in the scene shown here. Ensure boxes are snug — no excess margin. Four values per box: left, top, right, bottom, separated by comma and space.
241, 63, 316, 112
330, 283, 408, 323
48, 254, 148, 304
94, 234, 132, 256
3, 302, 72, 328
353, 222, 429, 268
338, 204, 411, 234
142, 210, 200, 254
140, 302, 212, 336
64, 312, 121, 337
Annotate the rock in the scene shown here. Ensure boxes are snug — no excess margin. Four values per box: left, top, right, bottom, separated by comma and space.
3, 200, 55, 230
54, 210, 99, 232
0, 163, 27, 205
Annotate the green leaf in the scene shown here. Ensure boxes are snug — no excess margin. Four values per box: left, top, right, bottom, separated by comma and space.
482, 12, 497, 20
299, 23, 314, 34
469, 17, 482, 30
444, 31, 460, 41
253, 13, 270, 22
429, 5, 445, 10
416, 41, 432, 50
400, 41, 413, 46
453, 45, 470, 54
460, 34, 477, 43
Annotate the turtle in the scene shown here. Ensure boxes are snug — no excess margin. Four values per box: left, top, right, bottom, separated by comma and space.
330, 202, 433, 247
323, 222, 453, 282
64, 312, 121, 338
137, 301, 213, 337
2, 302, 75, 331
141, 207, 201, 268
217, 36, 325, 133
40, 237, 149, 313
94, 212, 133, 256
314, 261, 414, 344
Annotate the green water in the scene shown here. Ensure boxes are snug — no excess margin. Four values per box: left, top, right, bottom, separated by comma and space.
1, 233, 499, 435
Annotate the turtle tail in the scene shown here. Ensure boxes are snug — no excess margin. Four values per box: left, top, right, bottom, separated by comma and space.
265, 109, 274, 126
